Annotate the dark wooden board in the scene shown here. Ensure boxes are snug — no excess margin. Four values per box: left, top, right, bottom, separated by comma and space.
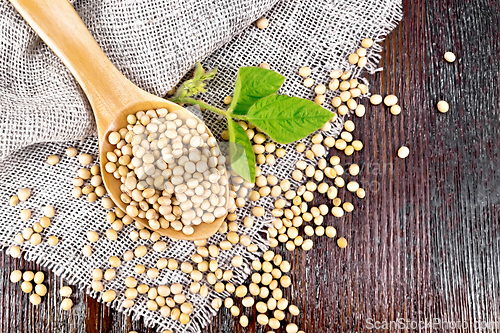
2, 0, 500, 332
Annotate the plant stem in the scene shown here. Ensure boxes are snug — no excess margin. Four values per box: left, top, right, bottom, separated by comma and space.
235, 115, 248, 120
170, 97, 228, 117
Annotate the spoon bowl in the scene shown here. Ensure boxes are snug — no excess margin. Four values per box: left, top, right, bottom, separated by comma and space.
11, 0, 228, 240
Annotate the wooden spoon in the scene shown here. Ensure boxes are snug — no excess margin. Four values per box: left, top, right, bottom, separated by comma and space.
11, 0, 228, 240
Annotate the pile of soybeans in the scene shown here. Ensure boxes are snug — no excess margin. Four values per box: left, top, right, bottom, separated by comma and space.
5, 34, 443, 333
104, 108, 229, 236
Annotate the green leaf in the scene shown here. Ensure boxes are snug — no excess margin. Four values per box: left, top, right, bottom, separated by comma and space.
173, 63, 217, 99
229, 67, 285, 116
227, 119, 256, 183
199, 65, 217, 81
243, 94, 333, 144
192, 63, 205, 80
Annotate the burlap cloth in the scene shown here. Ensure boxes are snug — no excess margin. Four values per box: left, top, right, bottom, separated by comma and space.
0, 0, 402, 331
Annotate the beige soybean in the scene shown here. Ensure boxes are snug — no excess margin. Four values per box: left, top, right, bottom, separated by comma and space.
303, 77, 314, 87
337, 237, 348, 248
390, 105, 401, 115
147, 268, 159, 279
352, 140, 363, 151
167, 258, 178, 270
157, 285, 170, 297
325, 226, 337, 238
211, 298, 222, 310
137, 284, 149, 294
35, 284, 48, 296
9, 195, 19, 207
61, 298, 73, 310
286, 323, 299, 333
347, 181, 359, 192
437, 100, 449, 113
252, 206, 265, 217
361, 38, 374, 48
257, 314, 269, 325
329, 78, 340, 91
48, 236, 59, 246
39, 216, 51, 229
102, 290, 116, 302
21, 281, 33, 293
20, 209, 31, 221
223, 96, 233, 104
66, 147, 78, 157
444, 51, 456, 63
134, 245, 147, 257
231, 255, 243, 267
344, 120, 355, 132
78, 154, 93, 165
47, 155, 59, 165
339, 80, 350, 91
280, 275, 292, 288
18, 188, 31, 201
358, 56, 368, 68
230, 305, 240, 317
82, 245, 92, 257
171, 307, 181, 320
146, 299, 158, 311
298, 66, 312, 77
34, 271, 44, 284
295, 142, 306, 152
370, 94, 383, 105
92, 268, 103, 280
109, 256, 121, 267
60, 286, 72, 297
77, 168, 91, 180
331, 206, 344, 217
314, 84, 326, 95
398, 146, 410, 159
10, 270, 23, 283
331, 96, 342, 108
341, 131, 353, 142
354, 104, 366, 117
104, 269, 116, 281
269, 318, 281, 329
122, 299, 134, 308
256, 17, 269, 29
348, 53, 359, 64
124, 277, 138, 288
32, 223, 43, 233
330, 69, 342, 79
344, 146, 354, 156
339, 91, 351, 102
72, 187, 82, 198
301, 239, 314, 251
349, 164, 360, 176
242, 296, 255, 307
87, 231, 99, 242
30, 233, 42, 246
125, 288, 138, 300
384, 94, 398, 106
240, 315, 249, 327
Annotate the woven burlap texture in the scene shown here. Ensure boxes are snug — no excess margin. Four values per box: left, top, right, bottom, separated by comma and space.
0, 0, 402, 332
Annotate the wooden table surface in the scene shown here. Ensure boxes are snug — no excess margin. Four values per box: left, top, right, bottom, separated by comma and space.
2, 0, 500, 332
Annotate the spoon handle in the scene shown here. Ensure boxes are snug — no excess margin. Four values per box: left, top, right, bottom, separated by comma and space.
10, 0, 147, 134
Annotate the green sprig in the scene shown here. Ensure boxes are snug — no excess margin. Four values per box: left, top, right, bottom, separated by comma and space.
168, 64, 333, 183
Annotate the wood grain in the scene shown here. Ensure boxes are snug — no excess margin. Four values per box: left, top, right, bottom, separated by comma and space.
2, 0, 500, 332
